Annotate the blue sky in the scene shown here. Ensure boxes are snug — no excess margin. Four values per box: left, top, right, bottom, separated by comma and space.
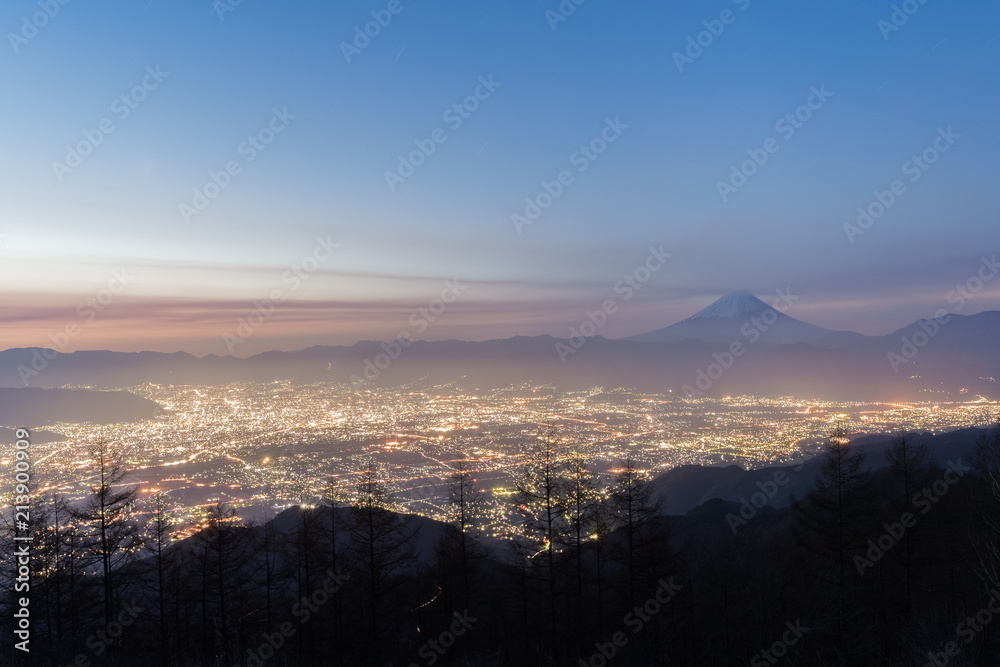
1, 0, 999, 354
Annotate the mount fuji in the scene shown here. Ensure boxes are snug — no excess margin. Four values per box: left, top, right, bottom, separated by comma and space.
624, 290, 837, 345
1, 291, 998, 401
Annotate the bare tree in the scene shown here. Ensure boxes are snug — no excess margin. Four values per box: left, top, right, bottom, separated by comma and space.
972, 420, 1000, 589
192, 499, 253, 661
607, 455, 663, 605
147, 492, 175, 667
512, 429, 568, 660
71, 438, 143, 628
347, 456, 417, 665
885, 431, 930, 613
559, 453, 601, 650
792, 425, 869, 660
322, 479, 352, 665
447, 455, 486, 608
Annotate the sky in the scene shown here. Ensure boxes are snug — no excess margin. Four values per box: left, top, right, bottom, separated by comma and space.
1, 0, 999, 356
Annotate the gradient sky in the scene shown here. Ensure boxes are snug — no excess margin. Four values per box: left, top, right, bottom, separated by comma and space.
2, 0, 999, 355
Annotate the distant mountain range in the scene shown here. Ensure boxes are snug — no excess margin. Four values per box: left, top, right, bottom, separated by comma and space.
0, 291, 997, 401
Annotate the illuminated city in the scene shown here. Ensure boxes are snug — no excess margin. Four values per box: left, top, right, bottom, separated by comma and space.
10, 383, 996, 536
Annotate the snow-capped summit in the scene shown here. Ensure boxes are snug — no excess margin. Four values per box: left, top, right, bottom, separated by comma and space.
690, 290, 772, 319
624, 290, 835, 345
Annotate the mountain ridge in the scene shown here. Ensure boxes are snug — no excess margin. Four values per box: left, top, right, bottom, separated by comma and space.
1, 297, 998, 401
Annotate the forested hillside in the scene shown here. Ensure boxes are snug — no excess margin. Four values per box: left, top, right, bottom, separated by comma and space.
3, 426, 1000, 666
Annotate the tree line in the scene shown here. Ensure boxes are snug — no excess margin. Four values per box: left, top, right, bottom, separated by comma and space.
2, 424, 1000, 666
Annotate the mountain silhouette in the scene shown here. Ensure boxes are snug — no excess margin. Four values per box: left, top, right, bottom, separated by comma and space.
1, 302, 998, 402
624, 290, 837, 344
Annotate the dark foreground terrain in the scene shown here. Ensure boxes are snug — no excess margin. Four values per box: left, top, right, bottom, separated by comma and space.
2, 425, 1000, 666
